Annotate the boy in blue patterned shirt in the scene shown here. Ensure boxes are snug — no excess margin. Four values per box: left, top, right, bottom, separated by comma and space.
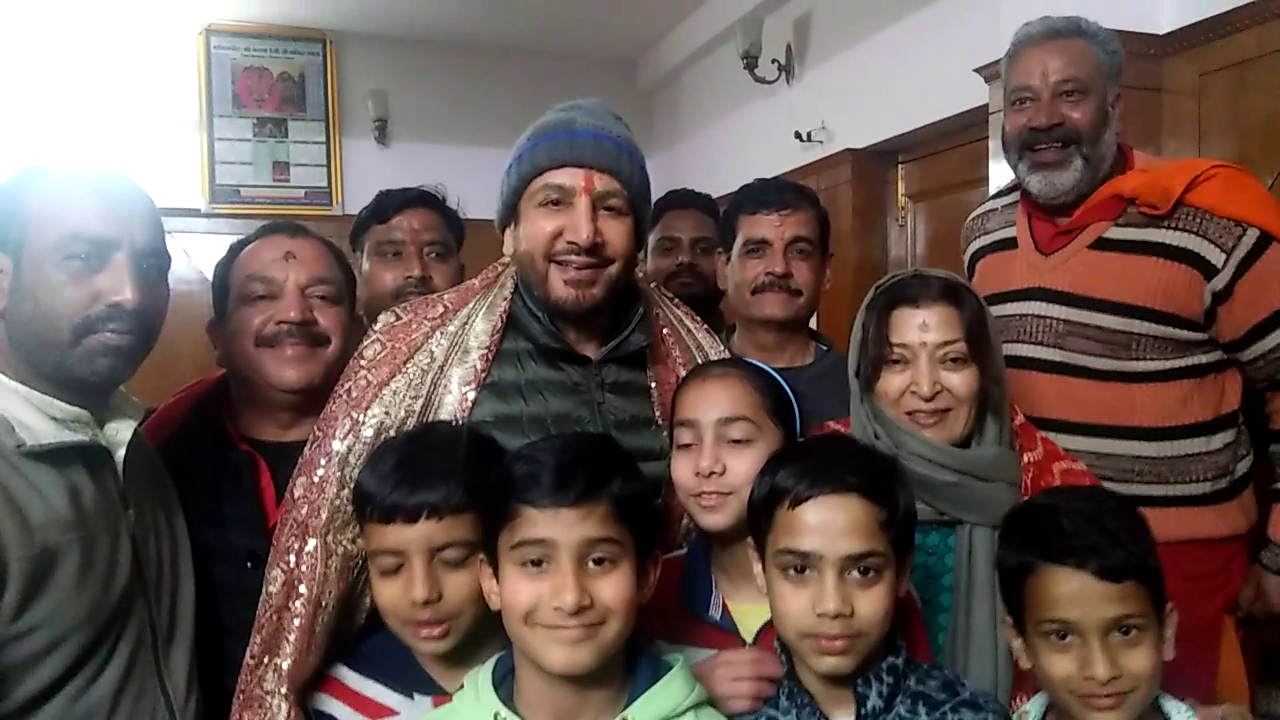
998, 486, 1251, 720
744, 434, 1006, 720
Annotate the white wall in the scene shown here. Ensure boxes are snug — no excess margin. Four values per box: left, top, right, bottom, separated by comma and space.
0, 14, 646, 218
646, 0, 1251, 197
336, 34, 646, 218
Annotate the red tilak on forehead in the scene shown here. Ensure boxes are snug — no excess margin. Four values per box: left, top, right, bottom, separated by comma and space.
579, 171, 596, 198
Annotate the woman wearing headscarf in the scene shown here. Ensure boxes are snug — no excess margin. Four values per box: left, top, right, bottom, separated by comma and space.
827, 268, 1098, 705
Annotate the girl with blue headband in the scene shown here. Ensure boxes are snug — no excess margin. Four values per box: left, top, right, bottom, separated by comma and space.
640, 358, 930, 716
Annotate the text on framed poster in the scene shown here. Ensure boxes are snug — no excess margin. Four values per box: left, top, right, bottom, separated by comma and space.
198, 24, 342, 213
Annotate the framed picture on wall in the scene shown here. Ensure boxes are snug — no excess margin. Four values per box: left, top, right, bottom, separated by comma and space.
197, 23, 343, 214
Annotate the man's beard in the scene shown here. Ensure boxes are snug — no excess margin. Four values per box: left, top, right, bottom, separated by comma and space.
514, 249, 637, 323
1004, 108, 1119, 210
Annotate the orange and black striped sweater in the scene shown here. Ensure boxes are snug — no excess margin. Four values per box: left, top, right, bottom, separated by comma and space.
962, 184, 1280, 556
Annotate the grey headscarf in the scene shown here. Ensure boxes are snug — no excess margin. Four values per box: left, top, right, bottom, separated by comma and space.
846, 267, 1019, 699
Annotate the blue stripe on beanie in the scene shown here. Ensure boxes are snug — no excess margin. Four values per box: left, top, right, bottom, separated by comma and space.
495, 98, 650, 237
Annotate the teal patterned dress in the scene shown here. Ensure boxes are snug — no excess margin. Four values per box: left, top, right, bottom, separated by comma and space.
910, 522, 958, 657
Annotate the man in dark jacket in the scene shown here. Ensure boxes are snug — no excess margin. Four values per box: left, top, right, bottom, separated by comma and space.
231, 98, 728, 719
143, 219, 359, 720
0, 166, 199, 719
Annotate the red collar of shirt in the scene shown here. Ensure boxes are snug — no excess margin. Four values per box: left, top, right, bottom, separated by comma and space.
1021, 144, 1135, 255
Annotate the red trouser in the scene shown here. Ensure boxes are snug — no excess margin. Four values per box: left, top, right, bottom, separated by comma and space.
1157, 536, 1250, 705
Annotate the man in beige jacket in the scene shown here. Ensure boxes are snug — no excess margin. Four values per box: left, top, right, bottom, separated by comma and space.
0, 166, 199, 719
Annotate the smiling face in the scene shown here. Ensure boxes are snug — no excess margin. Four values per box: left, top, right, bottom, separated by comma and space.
670, 373, 786, 535
363, 515, 496, 682
1007, 565, 1176, 720
209, 233, 356, 399
752, 493, 907, 717
1002, 37, 1120, 210
720, 210, 829, 327
872, 304, 981, 446
480, 502, 658, 683
508, 167, 638, 322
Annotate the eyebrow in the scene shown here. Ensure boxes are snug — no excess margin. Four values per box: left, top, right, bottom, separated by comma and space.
538, 181, 629, 204
889, 338, 965, 348
239, 273, 345, 293
771, 547, 890, 564
505, 536, 626, 553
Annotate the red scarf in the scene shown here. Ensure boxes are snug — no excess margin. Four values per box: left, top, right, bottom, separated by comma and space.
1021, 144, 1135, 255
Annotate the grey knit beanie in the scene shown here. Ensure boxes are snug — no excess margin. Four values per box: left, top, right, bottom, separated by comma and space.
495, 98, 651, 236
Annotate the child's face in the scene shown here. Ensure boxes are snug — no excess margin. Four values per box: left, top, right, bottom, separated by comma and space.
363, 515, 492, 667
751, 493, 906, 692
480, 502, 658, 682
1006, 565, 1176, 720
670, 374, 786, 535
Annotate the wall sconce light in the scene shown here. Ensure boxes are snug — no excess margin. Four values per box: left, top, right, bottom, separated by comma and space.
735, 14, 794, 86
366, 89, 389, 147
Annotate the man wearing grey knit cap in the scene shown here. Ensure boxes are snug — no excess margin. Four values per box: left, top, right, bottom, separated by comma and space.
230, 98, 728, 720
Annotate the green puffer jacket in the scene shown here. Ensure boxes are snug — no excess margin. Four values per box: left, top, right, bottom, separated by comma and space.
468, 281, 669, 487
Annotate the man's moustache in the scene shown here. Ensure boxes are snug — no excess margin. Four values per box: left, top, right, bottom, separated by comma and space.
393, 281, 435, 301
71, 311, 154, 344
665, 267, 711, 287
255, 325, 331, 348
1017, 126, 1083, 155
750, 279, 802, 296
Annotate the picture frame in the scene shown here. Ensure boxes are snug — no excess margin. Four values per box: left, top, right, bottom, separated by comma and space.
197, 23, 343, 214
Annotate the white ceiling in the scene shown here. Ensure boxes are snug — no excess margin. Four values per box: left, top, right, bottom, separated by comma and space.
181, 0, 708, 59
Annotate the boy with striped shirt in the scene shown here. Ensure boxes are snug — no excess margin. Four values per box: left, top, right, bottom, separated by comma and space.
307, 422, 506, 719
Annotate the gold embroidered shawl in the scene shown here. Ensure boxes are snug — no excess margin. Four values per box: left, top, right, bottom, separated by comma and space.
230, 257, 727, 720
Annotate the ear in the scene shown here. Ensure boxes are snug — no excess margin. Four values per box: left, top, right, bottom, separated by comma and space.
636, 553, 661, 605
502, 226, 515, 257
821, 254, 833, 292
479, 554, 502, 612
749, 538, 768, 594
715, 249, 729, 292
1160, 602, 1178, 662
0, 253, 13, 319
1004, 615, 1034, 670
205, 318, 227, 369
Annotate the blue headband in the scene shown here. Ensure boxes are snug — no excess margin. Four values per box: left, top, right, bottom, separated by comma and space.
740, 357, 803, 438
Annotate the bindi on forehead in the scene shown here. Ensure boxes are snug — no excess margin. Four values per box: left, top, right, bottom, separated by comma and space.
282, 250, 297, 262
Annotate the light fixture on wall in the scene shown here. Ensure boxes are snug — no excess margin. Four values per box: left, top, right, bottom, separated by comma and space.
366, 89, 389, 147
735, 14, 794, 86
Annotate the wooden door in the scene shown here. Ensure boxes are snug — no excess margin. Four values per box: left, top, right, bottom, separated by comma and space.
888, 119, 989, 276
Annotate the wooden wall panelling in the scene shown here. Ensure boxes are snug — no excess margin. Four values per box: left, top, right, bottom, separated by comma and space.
783, 150, 892, 356
872, 107, 989, 277
128, 211, 502, 408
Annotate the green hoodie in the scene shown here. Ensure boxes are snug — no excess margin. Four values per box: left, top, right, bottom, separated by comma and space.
426, 648, 726, 720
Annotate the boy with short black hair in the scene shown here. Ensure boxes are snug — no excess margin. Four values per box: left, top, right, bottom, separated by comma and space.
307, 422, 507, 719
998, 485, 1249, 720
745, 433, 1006, 720
431, 431, 726, 720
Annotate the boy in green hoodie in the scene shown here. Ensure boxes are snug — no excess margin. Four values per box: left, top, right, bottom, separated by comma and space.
428, 432, 726, 720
